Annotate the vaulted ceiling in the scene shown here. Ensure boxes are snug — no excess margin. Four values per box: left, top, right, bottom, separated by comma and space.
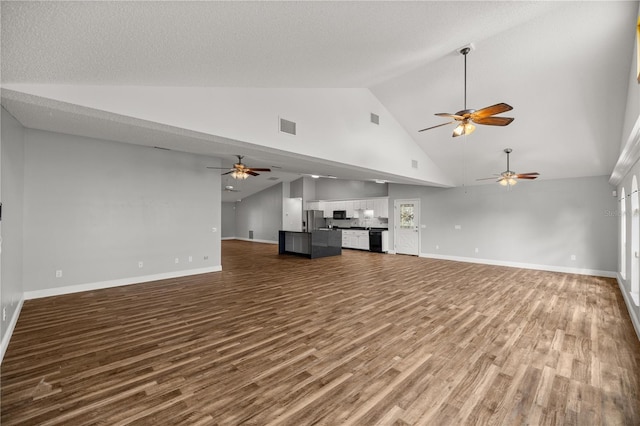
1, 1, 636, 201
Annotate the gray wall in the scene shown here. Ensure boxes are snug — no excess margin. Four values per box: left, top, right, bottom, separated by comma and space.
315, 179, 388, 200
221, 202, 237, 238
235, 182, 283, 242
302, 176, 316, 204
1, 107, 25, 354
289, 178, 303, 198
22, 128, 222, 293
389, 175, 616, 272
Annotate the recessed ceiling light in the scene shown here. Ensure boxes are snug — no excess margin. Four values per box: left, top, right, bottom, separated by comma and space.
311, 175, 320, 179
374, 179, 386, 184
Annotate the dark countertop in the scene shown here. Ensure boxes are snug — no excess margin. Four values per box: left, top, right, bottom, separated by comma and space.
327, 227, 388, 231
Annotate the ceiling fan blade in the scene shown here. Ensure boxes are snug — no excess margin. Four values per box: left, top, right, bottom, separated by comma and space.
418, 121, 456, 132
207, 166, 231, 169
472, 116, 514, 126
247, 168, 271, 172
435, 113, 465, 120
516, 175, 538, 180
246, 171, 259, 176
516, 172, 540, 176
471, 103, 513, 119
221, 171, 233, 175
476, 177, 499, 181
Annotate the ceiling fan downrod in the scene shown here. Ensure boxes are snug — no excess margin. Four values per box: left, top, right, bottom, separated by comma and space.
505, 148, 512, 172
461, 47, 470, 110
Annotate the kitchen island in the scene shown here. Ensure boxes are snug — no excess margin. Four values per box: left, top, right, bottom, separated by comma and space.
278, 229, 342, 259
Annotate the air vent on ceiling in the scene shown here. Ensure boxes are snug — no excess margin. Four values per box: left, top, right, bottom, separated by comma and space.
412, 159, 418, 169
370, 113, 379, 125
267, 177, 279, 181
279, 118, 296, 135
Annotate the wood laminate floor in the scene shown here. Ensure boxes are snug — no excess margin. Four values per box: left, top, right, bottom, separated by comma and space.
2, 240, 640, 425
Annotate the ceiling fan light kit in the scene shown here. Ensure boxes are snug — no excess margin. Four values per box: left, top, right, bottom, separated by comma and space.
419, 45, 514, 137
231, 170, 249, 180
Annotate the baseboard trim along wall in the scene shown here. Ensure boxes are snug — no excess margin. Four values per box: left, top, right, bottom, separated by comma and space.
24, 266, 223, 300
1, 298, 24, 365
420, 253, 616, 279
221, 237, 236, 240
234, 238, 278, 245
616, 273, 640, 341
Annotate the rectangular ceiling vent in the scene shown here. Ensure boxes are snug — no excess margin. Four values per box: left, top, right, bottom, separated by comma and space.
267, 177, 279, 181
412, 159, 418, 169
279, 118, 297, 135
370, 113, 379, 125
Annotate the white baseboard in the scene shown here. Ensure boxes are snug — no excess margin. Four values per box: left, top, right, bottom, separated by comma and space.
616, 273, 640, 341
221, 237, 236, 240
24, 266, 223, 300
419, 252, 616, 278
1, 298, 24, 365
234, 238, 278, 245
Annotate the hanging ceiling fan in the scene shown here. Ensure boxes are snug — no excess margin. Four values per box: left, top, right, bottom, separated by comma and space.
477, 148, 539, 186
207, 155, 271, 179
418, 46, 514, 137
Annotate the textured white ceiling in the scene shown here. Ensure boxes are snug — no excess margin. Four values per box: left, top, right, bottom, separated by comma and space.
1, 1, 637, 200
2, 1, 560, 87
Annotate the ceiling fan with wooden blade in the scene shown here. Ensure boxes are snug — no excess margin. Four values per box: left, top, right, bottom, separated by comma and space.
207, 155, 271, 179
476, 148, 539, 187
418, 46, 514, 137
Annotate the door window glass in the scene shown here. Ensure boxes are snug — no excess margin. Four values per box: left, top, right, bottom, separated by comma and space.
400, 204, 415, 228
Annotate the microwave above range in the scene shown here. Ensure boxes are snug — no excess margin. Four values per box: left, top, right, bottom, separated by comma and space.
332, 210, 347, 220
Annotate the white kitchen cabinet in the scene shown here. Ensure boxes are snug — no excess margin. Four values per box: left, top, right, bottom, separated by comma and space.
307, 201, 320, 211
345, 200, 355, 218
356, 230, 370, 250
373, 198, 389, 218
342, 230, 369, 250
365, 199, 375, 210
322, 201, 333, 218
342, 231, 351, 247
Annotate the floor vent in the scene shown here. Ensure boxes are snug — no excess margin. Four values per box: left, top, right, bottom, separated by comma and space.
412, 159, 418, 169
280, 118, 296, 135
249, 230, 254, 240
370, 113, 380, 125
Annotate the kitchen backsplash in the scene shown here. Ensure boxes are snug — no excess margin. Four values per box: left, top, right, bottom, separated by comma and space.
327, 217, 389, 229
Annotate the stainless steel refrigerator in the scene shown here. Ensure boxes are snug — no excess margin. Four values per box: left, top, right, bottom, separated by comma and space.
303, 210, 326, 231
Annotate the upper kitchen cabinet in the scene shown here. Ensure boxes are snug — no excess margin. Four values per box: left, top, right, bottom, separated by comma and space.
345, 200, 355, 218
322, 201, 334, 218
373, 199, 389, 218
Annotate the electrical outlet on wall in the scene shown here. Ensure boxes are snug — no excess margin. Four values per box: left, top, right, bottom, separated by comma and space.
55, 270, 62, 278
138, 261, 143, 268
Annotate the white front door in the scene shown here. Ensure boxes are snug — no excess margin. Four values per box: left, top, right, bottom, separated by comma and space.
394, 199, 419, 256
